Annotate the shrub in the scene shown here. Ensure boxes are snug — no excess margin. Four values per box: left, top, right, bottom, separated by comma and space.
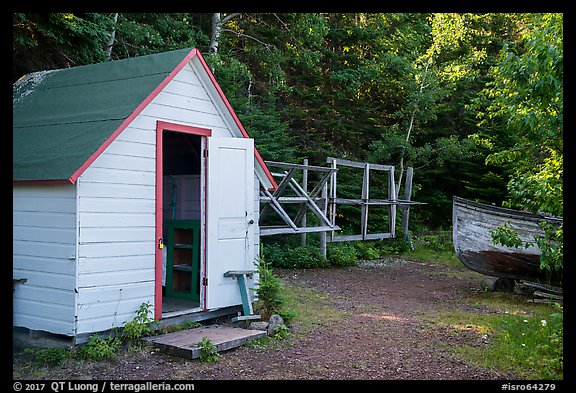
254, 257, 284, 320
122, 302, 157, 342
197, 337, 221, 363
24, 347, 71, 367
327, 243, 358, 266
78, 334, 121, 360
264, 243, 329, 269
354, 242, 381, 260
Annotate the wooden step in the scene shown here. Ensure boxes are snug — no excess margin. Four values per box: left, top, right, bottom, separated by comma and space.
142, 325, 266, 359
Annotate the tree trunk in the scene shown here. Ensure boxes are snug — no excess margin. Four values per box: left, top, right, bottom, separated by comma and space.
209, 13, 221, 54
395, 58, 431, 198
105, 13, 119, 59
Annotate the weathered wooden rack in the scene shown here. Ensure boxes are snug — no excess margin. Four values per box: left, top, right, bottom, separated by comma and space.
259, 157, 425, 254
326, 157, 425, 243
259, 160, 339, 237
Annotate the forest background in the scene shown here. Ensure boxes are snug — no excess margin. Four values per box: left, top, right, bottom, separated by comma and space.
12, 13, 563, 269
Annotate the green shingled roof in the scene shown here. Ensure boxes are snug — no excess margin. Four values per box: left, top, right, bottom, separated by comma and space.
13, 48, 192, 181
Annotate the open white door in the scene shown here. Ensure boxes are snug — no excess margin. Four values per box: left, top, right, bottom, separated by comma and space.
205, 137, 255, 310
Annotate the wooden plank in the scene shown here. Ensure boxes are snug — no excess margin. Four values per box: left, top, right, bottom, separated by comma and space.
143, 325, 266, 359
301, 159, 308, 246
292, 169, 333, 224
261, 189, 299, 230
260, 225, 340, 236
360, 163, 370, 240
401, 167, 413, 240
260, 196, 324, 203
388, 166, 396, 238
320, 182, 328, 256
326, 157, 393, 171
328, 158, 337, 243
259, 166, 297, 220
332, 198, 425, 206
288, 178, 332, 227
265, 160, 336, 172
329, 232, 393, 242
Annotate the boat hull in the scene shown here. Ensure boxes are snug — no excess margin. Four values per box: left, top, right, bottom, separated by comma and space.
452, 196, 562, 286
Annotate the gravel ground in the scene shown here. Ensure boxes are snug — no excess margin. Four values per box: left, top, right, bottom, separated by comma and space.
13, 257, 518, 381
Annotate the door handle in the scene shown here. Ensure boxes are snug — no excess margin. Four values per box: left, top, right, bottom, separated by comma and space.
248, 219, 254, 225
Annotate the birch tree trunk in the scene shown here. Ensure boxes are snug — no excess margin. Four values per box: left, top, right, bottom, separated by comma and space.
395, 58, 431, 198
105, 13, 119, 59
209, 13, 221, 54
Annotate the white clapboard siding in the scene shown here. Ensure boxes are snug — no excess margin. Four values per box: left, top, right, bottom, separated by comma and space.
13, 184, 77, 335
78, 242, 154, 259
114, 127, 156, 145
13, 211, 76, 229
79, 182, 155, 200
153, 91, 218, 115
79, 227, 154, 244
78, 282, 155, 304
78, 212, 155, 228
79, 197, 155, 214
15, 285, 75, 307
82, 167, 155, 186
14, 255, 75, 275
77, 268, 154, 289
13, 269, 76, 291
78, 255, 153, 275
100, 139, 156, 159
76, 306, 153, 336
88, 153, 155, 172
13, 226, 76, 245
14, 54, 266, 338
13, 302, 75, 336
77, 118, 157, 332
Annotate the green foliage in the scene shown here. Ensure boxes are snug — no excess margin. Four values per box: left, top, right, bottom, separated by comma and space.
474, 13, 563, 271
354, 242, 381, 260
78, 334, 122, 360
114, 13, 208, 59
489, 222, 530, 249
197, 337, 221, 363
271, 324, 290, 340
13, 13, 111, 80
160, 320, 202, 334
122, 302, 157, 342
434, 299, 563, 379
253, 257, 285, 319
13, 12, 562, 235
264, 243, 329, 269
24, 347, 71, 367
534, 222, 563, 274
326, 243, 358, 267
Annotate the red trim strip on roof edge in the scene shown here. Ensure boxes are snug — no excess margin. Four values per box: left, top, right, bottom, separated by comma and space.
67, 48, 201, 184
193, 51, 278, 191
65, 48, 277, 191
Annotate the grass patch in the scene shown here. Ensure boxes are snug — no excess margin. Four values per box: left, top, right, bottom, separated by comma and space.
404, 232, 461, 266
429, 294, 563, 380
240, 283, 345, 353
282, 284, 347, 334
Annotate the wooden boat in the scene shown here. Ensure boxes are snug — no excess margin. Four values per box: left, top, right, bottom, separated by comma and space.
452, 196, 563, 287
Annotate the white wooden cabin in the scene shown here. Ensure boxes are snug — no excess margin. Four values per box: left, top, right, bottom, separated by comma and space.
12, 48, 277, 342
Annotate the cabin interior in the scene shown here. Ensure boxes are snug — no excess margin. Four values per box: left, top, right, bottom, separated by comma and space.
161, 131, 203, 316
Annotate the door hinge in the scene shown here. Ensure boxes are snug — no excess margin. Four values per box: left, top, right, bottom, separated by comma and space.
202, 277, 208, 286
203, 149, 208, 158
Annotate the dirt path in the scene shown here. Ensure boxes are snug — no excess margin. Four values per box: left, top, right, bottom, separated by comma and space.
13, 257, 517, 380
